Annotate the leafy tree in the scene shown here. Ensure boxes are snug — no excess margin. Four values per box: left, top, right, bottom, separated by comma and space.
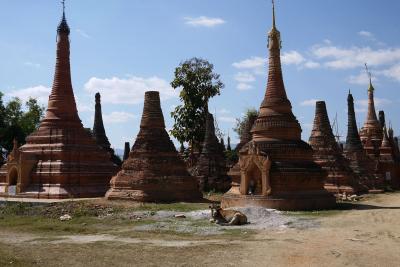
0, 95, 45, 153
233, 108, 259, 141
170, 57, 224, 151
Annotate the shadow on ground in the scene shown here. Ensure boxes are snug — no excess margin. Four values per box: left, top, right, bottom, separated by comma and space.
337, 202, 400, 210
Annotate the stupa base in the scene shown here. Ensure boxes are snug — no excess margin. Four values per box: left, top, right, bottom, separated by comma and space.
105, 186, 203, 203
0, 183, 109, 199
324, 184, 362, 195
221, 191, 336, 211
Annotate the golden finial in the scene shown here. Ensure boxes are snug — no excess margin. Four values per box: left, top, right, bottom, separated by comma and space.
364, 63, 374, 92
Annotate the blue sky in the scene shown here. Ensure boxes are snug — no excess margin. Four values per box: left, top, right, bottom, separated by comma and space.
1, 0, 400, 149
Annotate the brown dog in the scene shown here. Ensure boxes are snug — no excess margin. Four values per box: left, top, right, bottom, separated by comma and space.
209, 204, 248, 226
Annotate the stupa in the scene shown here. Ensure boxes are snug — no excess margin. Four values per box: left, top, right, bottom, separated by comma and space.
378, 114, 400, 189
0, 5, 116, 198
191, 112, 230, 192
123, 142, 130, 161
359, 68, 383, 157
221, 2, 335, 210
344, 92, 383, 192
92, 93, 122, 167
106, 91, 202, 202
309, 101, 361, 194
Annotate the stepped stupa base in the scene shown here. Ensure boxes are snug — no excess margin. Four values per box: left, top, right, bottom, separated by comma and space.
324, 184, 358, 195
368, 189, 385, 194
106, 189, 202, 203
221, 191, 336, 211
105, 178, 202, 202
0, 183, 108, 199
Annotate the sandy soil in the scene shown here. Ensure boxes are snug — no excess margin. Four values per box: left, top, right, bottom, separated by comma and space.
0, 193, 399, 267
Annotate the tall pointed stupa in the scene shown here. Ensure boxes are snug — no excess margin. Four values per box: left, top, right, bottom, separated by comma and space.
106, 91, 202, 202
191, 112, 230, 192
123, 142, 130, 161
0, 4, 116, 198
359, 66, 383, 157
92, 93, 122, 166
309, 101, 361, 193
222, 2, 335, 210
344, 91, 383, 192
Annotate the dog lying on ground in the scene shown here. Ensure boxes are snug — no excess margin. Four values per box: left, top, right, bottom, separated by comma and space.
209, 204, 248, 226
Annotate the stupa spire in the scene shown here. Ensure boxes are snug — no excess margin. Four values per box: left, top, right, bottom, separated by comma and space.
364, 64, 378, 123
359, 64, 383, 152
93, 93, 111, 148
41, 0, 80, 128
272, 0, 276, 29
252, 0, 301, 141
346, 91, 364, 152
309, 101, 338, 150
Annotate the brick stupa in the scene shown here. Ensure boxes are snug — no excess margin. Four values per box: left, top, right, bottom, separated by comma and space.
92, 92, 122, 167
359, 76, 383, 157
221, 3, 335, 210
0, 9, 116, 198
378, 113, 400, 189
191, 112, 230, 192
309, 101, 361, 194
106, 91, 202, 202
344, 92, 383, 192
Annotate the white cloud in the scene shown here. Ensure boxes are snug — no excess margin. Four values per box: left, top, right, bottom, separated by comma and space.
237, 83, 253, 91
232, 56, 266, 74
7, 85, 50, 105
281, 51, 305, 65
84, 76, 177, 104
76, 101, 94, 113
76, 29, 91, 39
184, 16, 226, 27
300, 99, 320, 107
311, 44, 400, 69
355, 98, 392, 110
381, 64, 400, 82
234, 72, 255, 83
347, 71, 378, 85
24, 62, 41, 68
303, 61, 320, 69
358, 31, 374, 38
103, 111, 136, 124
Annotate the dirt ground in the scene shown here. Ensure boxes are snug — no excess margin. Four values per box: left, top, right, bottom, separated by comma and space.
0, 192, 399, 267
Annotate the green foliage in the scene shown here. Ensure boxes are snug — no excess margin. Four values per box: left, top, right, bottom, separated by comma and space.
170, 57, 224, 151
225, 149, 238, 164
0, 93, 45, 152
233, 108, 259, 140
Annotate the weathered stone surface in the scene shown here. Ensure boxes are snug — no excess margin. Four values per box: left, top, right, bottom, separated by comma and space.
309, 101, 361, 194
0, 11, 116, 199
106, 91, 202, 202
191, 112, 230, 192
222, 3, 335, 211
378, 114, 400, 189
344, 92, 384, 192
92, 92, 122, 167
359, 81, 383, 157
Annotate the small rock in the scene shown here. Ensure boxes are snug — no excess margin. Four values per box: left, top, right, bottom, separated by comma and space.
174, 214, 186, 219
59, 214, 72, 221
